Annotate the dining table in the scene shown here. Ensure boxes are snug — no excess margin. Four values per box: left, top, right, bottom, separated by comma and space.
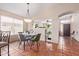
22, 32, 36, 40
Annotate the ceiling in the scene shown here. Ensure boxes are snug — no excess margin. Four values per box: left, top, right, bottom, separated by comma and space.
0, 3, 41, 18
0, 3, 79, 19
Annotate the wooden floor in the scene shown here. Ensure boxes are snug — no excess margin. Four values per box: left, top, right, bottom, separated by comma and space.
1, 37, 79, 56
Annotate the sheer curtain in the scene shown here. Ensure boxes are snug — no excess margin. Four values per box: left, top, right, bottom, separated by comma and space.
1, 16, 23, 35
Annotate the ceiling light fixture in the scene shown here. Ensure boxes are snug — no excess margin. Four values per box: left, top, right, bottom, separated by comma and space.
24, 3, 32, 23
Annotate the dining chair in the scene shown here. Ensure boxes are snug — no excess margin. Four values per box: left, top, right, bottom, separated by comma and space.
18, 32, 31, 50
30, 33, 41, 51
0, 31, 10, 56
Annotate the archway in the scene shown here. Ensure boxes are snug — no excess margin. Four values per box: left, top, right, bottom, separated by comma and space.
58, 11, 74, 37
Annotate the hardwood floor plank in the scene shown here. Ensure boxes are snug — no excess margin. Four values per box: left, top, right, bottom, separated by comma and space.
1, 37, 79, 56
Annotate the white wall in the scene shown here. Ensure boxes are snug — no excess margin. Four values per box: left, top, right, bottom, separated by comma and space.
23, 21, 28, 32
51, 19, 59, 43
32, 19, 59, 44
27, 22, 33, 30
71, 14, 79, 41
33, 28, 45, 41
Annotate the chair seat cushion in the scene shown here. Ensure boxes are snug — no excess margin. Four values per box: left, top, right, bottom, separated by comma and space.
0, 42, 8, 48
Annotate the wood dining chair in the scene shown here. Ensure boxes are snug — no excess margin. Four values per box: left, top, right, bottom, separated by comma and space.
0, 31, 10, 56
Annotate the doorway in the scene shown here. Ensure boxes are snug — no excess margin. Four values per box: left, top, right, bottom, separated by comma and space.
60, 23, 71, 37
63, 24, 70, 36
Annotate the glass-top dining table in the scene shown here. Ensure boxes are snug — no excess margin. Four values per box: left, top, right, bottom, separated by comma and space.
19, 32, 37, 50
22, 32, 36, 39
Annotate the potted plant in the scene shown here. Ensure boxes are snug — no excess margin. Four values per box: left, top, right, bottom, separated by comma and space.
35, 24, 38, 28
45, 23, 52, 40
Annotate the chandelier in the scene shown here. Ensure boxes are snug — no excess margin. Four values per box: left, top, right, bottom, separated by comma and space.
24, 3, 32, 22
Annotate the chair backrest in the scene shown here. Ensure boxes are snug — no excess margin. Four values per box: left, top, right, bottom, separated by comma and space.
18, 32, 26, 41
26, 31, 30, 34
0, 31, 2, 41
33, 33, 41, 42
0, 31, 10, 43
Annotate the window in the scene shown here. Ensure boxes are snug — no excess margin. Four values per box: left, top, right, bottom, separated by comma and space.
1, 16, 23, 35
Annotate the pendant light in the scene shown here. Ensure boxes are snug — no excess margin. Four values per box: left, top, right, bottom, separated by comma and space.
24, 3, 32, 23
